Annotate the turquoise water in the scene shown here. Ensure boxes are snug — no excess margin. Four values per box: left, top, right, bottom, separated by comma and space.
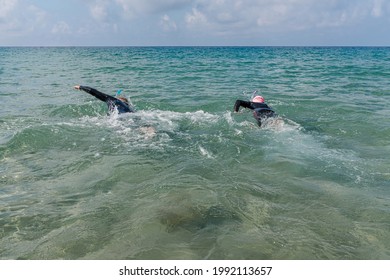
0, 47, 389, 259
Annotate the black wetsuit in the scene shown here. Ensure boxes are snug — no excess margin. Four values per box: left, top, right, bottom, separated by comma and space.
233, 100, 272, 112
234, 99, 275, 126
79, 86, 134, 114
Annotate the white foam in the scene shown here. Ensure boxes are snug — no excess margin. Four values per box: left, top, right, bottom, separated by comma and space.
198, 145, 214, 159
261, 117, 302, 132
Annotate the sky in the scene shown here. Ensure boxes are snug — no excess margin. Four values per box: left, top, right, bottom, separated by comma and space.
1, 0, 389, 46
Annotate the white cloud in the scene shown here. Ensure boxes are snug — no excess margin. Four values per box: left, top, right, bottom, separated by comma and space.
371, 0, 384, 17
0, 0, 47, 34
115, 0, 193, 14
51, 21, 71, 34
90, 1, 108, 21
0, 0, 18, 18
185, 8, 207, 26
86, 0, 120, 21
1, 0, 390, 46
185, 0, 390, 33
0, 0, 18, 32
160, 14, 177, 31
79, 0, 390, 36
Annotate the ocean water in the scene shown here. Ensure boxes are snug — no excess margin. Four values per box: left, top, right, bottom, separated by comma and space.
0, 47, 389, 260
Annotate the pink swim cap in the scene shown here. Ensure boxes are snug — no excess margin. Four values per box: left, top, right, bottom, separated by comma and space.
252, 95, 265, 103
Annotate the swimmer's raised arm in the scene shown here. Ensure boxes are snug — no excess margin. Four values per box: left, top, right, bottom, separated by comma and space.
74, 85, 115, 103
74, 85, 134, 114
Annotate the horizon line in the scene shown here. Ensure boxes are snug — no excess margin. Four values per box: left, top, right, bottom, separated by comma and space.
1, 45, 390, 48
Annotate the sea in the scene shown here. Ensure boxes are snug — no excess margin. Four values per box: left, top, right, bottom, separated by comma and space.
0, 47, 389, 260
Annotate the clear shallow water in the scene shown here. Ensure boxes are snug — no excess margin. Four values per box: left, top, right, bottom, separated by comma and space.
0, 47, 389, 259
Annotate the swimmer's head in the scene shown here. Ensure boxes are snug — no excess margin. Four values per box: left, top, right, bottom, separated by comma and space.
118, 96, 129, 104
252, 95, 265, 103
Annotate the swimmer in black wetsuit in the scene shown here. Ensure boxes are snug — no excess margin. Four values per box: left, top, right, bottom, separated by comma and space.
233, 94, 267, 112
234, 92, 275, 126
74, 85, 135, 114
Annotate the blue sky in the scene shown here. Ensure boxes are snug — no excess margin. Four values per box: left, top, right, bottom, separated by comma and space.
1, 0, 389, 46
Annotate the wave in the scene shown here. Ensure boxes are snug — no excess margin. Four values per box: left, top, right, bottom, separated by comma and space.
1, 105, 374, 194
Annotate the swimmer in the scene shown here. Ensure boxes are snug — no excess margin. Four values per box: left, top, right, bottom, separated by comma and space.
74, 85, 135, 114
233, 91, 276, 126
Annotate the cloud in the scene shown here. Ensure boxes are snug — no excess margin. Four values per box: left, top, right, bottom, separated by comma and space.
90, 1, 109, 21
0, 0, 17, 18
115, 0, 194, 15
1, 0, 390, 46
160, 14, 177, 31
0, 0, 46, 34
185, 8, 207, 26
371, 0, 385, 17
85, 0, 121, 21
184, 0, 390, 34
51, 21, 71, 34
0, 0, 18, 32
84, 0, 193, 36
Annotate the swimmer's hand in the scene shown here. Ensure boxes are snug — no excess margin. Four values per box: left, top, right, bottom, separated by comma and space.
74, 85, 81, 90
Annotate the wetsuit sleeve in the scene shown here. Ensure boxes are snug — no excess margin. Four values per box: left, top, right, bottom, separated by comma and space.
234, 100, 253, 112
79, 85, 134, 114
79, 86, 116, 103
